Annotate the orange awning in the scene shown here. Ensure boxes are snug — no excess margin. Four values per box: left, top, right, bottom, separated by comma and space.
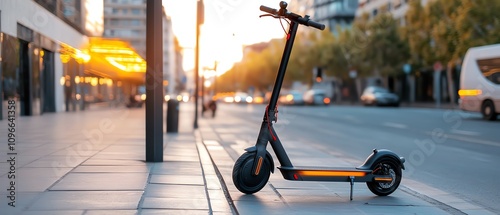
84, 37, 146, 84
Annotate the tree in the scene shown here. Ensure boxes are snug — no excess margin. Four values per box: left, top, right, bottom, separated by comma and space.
364, 13, 409, 77
404, 0, 500, 105
337, 11, 409, 81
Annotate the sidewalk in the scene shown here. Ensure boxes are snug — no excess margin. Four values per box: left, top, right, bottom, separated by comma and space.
0, 102, 489, 214
0, 104, 231, 214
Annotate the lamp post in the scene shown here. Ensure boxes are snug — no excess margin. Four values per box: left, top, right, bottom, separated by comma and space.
349, 69, 357, 104
194, 0, 204, 129
403, 63, 411, 104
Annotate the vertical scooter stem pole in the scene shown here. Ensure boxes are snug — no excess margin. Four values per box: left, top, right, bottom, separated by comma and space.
267, 20, 299, 113
253, 20, 298, 171
252, 20, 299, 175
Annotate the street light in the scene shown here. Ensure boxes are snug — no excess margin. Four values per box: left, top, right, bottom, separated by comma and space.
349, 69, 357, 104
194, 0, 204, 129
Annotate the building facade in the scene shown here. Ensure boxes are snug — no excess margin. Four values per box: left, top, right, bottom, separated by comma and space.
103, 0, 181, 96
288, 0, 358, 35
103, 0, 147, 58
0, 0, 151, 121
313, 0, 359, 34
355, 0, 432, 25
162, 10, 176, 95
0, 0, 103, 119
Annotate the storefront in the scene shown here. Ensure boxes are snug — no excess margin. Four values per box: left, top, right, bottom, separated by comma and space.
0, 1, 145, 120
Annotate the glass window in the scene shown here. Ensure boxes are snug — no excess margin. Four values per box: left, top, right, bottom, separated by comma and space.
477, 58, 500, 85
131, 9, 141, 15
347, 0, 358, 9
329, 2, 342, 13
1, 34, 20, 100
110, 19, 119, 25
130, 19, 141, 25
104, 7, 112, 14
112, 8, 119, 14
131, 0, 143, 5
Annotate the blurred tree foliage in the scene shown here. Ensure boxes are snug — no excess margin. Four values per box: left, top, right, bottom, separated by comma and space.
215, 0, 500, 94
404, 0, 500, 103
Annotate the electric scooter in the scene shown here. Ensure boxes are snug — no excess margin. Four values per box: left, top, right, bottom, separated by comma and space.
232, 1, 406, 200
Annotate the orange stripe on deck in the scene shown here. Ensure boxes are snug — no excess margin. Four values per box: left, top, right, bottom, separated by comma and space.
298, 170, 367, 177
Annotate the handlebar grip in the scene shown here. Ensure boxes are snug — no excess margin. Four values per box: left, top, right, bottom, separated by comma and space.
260, 5, 277, 15
307, 20, 325, 30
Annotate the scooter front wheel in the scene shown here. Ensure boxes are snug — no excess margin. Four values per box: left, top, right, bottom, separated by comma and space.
366, 157, 402, 196
232, 151, 271, 194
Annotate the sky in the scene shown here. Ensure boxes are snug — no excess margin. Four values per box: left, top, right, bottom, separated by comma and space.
162, 0, 290, 74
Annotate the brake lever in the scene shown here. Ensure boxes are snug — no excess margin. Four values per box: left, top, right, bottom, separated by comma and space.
259, 14, 280, 19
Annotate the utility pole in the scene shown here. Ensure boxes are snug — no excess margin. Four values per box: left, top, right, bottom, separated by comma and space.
145, 0, 163, 162
194, 0, 204, 129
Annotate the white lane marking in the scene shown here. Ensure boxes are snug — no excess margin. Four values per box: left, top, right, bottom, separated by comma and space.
450, 129, 480, 136
383, 122, 408, 129
425, 131, 499, 147
318, 112, 329, 117
343, 115, 362, 123
444, 134, 500, 147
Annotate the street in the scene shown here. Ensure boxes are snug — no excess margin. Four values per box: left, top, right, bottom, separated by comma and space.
211, 103, 500, 213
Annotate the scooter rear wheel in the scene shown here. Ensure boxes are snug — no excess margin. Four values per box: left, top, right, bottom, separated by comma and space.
232, 151, 271, 194
366, 157, 402, 196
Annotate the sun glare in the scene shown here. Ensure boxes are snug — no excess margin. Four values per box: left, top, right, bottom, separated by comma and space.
162, 0, 289, 74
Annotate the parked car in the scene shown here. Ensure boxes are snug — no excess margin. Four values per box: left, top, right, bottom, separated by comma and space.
360, 86, 400, 106
279, 90, 305, 105
303, 89, 330, 105
234, 92, 253, 104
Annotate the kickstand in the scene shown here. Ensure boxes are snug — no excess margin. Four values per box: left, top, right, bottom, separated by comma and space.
349, 176, 354, 201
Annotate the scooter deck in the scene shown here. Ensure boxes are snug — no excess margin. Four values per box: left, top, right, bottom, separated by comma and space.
278, 166, 388, 182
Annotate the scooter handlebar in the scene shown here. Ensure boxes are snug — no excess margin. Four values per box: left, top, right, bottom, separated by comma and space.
260, 5, 277, 15
260, 5, 325, 31
300, 17, 325, 30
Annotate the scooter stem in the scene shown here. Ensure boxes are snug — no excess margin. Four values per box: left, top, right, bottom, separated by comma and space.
267, 20, 299, 115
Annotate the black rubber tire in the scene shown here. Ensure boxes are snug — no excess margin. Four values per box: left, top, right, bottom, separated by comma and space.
481, 100, 498, 121
232, 151, 271, 194
366, 157, 402, 196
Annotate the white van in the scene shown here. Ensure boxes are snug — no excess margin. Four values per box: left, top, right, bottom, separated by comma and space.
459, 44, 500, 120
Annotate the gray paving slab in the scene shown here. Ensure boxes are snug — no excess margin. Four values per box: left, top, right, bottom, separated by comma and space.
141, 197, 209, 210
82, 159, 148, 166
72, 165, 151, 173
23, 155, 89, 168
0, 192, 40, 214
15, 167, 72, 192
50, 172, 148, 191
150, 162, 203, 175
84, 210, 138, 215
28, 191, 143, 210
149, 174, 204, 185
20, 211, 85, 215
140, 209, 210, 215
144, 184, 207, 199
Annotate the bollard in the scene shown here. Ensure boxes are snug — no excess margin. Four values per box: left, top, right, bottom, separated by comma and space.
166, 99, 179, 133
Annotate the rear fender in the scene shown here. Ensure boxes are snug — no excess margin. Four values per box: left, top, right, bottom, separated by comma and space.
357, 149, 405, 170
